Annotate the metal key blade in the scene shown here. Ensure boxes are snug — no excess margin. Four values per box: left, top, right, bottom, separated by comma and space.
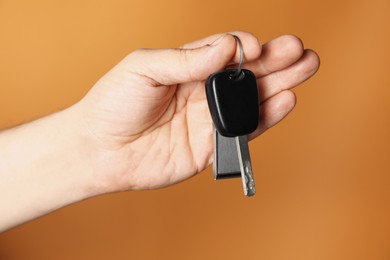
235, 135, 256, 196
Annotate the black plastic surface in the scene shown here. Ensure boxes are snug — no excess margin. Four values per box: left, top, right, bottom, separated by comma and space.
206, 69, 259, 137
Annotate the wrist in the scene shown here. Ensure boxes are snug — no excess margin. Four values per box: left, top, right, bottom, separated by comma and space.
57, 103, 102, 199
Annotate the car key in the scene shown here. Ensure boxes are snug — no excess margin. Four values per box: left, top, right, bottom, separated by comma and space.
206, 66, 259, 196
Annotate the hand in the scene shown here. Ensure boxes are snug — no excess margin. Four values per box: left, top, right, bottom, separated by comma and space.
76, 31, 320, 193
0, 31, 320, 230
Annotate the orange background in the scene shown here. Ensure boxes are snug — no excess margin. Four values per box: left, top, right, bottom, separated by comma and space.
1, 0, 390, 259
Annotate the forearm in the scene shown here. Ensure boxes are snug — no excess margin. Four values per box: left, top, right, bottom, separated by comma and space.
0, 105, 94, 231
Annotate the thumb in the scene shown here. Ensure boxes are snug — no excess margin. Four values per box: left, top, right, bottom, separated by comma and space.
120, 34, 237, 85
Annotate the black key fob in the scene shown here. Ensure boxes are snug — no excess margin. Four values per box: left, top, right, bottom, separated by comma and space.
205, 69, 259, 137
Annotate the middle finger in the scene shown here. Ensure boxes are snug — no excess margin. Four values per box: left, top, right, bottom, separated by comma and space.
243, 34, 305, 78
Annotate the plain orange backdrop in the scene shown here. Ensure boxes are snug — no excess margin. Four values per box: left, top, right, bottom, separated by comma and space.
1, 0, 390, 259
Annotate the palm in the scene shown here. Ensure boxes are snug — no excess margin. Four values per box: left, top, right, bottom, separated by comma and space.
80, 74, 213, 191
126, 79, 214, 189
136, 81, 213, 187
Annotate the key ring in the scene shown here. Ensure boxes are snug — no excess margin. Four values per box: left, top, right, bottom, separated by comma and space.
231, 35, 244, 80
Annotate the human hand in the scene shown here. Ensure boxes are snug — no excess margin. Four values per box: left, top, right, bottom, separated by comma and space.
0, 31, 320, 231
75, 31, 320, 194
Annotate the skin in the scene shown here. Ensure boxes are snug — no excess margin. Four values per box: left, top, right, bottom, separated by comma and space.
0, 31, 320, 231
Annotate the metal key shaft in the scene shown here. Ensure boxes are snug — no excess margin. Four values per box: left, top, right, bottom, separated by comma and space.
235, 135, 256, 196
